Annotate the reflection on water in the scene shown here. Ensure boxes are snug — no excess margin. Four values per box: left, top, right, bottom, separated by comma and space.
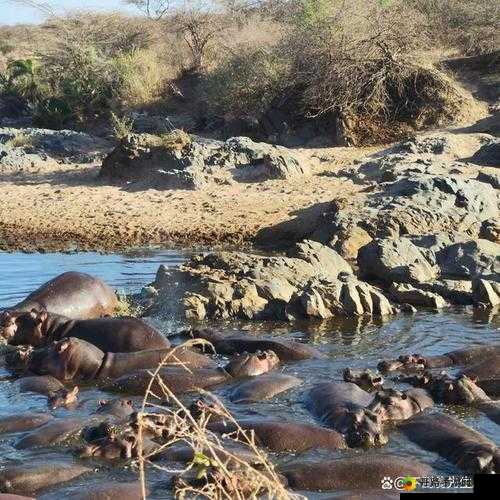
0, 250, 499, 498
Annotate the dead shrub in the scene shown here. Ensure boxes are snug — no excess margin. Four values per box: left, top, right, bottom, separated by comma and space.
136, 339, 296, 499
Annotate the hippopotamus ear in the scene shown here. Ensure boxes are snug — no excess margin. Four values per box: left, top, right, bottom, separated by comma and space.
56, 340, 70, 353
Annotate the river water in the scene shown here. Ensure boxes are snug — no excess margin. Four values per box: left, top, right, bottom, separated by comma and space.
0, 250, 499, 498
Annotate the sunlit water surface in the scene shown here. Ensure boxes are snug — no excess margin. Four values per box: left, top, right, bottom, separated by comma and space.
0, 251, 498, 498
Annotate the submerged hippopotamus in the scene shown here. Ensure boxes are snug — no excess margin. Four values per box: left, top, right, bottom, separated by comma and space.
2, 310, 169, 352
2, 272, 117, 319
0, 462, 89, 495
378, 344, 500, 372
307, 382, 386, 447
189, 328, 326, 361
280, 454, 432, 491
400, 371, 500, 424
207, 417, 347, 452
26, 337, 216, 382
106, 350, 282, 397
15, 375, 79, 409
307, 382, 431, 447
0, 413, 53, 435
400, 412, 500, 474
461, 354, 500, 397
399, 371, 490, 405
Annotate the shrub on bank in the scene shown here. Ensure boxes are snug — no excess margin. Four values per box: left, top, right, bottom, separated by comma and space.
0, 1, 497, 142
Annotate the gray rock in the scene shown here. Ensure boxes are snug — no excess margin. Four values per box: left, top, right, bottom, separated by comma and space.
288, 240, 353, 277
477, 171, 500, 189
472, 278, 500, 308
437, 239, 500, 279
358, 238, 437, 284
480, 219, 500, 243
467, 140, 500, 167
389, 283, 446, 309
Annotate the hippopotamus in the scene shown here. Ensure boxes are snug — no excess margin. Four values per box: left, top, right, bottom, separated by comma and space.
400, 371, 500, 424
95, 398, 137, 419
189, 328, 326, 361
106, 350, 281, 397
65, 481, 146, 500
365, 388, 433, 421
15, 375, 79, 409
2, 310, 169, 352
307, 382, 387, 447
343, 368, 384, 391
461, 354, 500, 396
0, 413, 53, 435
206, 417, 347, 452
378, 344, 500, 372
3, 272, 117, 319
280, 455, 432, 491
0, 495, 34, 500
399, 371, 491, 405
0, 462, 89, 495
226, 373, 302, 403
26, 337, 216, 382
400, 412, 500, 474
15, 417, 88, 449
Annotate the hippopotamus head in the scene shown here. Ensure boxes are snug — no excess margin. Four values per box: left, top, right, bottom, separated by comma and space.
343, 368, 384, 391
80, 434, 135, 460
0, 311, 19, 340
378, 354, 426, 373
430, 372, 489, 404
29, 337, 103, 381
0, 309, 48, 346
457, 446, 500, 474
2, 344, 34, 370
47, 386, 79, 409
224, 350, 279, 378
342, 409, 388, 448
367, 388, 432, 421
96, 399, 136, 419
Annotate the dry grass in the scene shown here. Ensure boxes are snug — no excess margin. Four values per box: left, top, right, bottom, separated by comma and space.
136, 339, 296, 499
5, 132, 34, 149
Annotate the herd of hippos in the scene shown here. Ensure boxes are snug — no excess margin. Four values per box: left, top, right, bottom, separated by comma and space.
0, 271, 498, 498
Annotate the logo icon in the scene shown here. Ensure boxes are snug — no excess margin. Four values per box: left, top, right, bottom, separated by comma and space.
402, 476, 417, 491
381, 477, 393, 490
394, 476, 418, 491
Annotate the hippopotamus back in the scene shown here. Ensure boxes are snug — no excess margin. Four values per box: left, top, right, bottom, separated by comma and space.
10, 272, 118, 319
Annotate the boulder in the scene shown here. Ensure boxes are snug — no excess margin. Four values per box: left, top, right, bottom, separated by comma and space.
437, 239, 500, 279
479, 218, 500, 243
358, 238, 437, 285
389, 283, 447, 309
472, 279, 500, 308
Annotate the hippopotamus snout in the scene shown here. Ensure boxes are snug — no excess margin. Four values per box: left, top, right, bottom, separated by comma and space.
0, 311, 18, 340
345, 410, 387, 448
224, 350, 280, 378
378, 354, 425, 372
343, 368, 384, 391
47, 386, 79, 409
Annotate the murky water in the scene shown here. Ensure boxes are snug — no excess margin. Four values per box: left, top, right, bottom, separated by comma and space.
0, 251, 498, 498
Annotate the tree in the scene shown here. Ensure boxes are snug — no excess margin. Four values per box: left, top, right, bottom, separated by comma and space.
125, 1, 233, 70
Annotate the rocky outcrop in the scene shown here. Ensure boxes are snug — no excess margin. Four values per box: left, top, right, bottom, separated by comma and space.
313, 173, 498, 261
0, 127, 111, 171
257, 133, 499, 261
146, 241, 396, 321
99, 133, 311, 189
357, 235, 499, 308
